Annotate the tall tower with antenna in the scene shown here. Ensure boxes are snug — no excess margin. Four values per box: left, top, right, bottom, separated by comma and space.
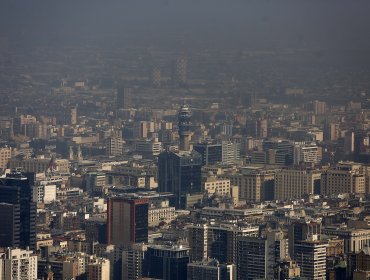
178, 104, 191, 151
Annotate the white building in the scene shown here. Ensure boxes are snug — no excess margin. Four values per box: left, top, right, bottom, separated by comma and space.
106, 137, 124, 157
148, 200, 176, 227
0, 248, 38, 280
203, 177, 231, 196
36, 184, 57, 204
222, 141, 240, 165
293, 144, 320, 165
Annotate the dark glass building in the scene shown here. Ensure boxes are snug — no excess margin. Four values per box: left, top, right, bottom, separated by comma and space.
146, 245, 190, 280
193, 142, 222, 165
158, 150, 202, 209
0, 171, 36, 250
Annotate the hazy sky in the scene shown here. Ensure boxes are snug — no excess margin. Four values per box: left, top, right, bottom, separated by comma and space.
0, 0, 369, 50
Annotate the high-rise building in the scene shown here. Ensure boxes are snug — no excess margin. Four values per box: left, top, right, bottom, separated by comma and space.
158, 150, 202, 209
313, 100, 326, 115
158, 104, 202, 208
187, 259, 236, 280
188, 223, 259, 264
221, 141, 240, 165
151, 68, 161, 87
237, 231, 288, 280
0, 248, 38, 280
294, 238, 328, 280
0, 202, 20, 247
172, 57, 187, 86
106, 136, 124, 156
246, 118, 268, 138
0, 171, 36, 250
107, 197, 148, 246
193, 142, 222, 165
133, 121, 148, 139
293, 143, 320, 165
288, 220, 322, 258
146, 244, 190, 280
117, 87, 133, 109
122, 243, 148, 280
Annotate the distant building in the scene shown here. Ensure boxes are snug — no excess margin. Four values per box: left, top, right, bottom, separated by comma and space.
148, 199, 176, 227
135, 138, 162, 158
158, 150, 202, 209
246, 118, 268, 138
321, 162, 365, 195
106, 136, 124, 157
85, 172, 106, 196
274, 260, 301, 280
293, 143, 320, 165
225, 167, 275, 203
122, 243, 148, 280
158, 105, 202, 208
275, 168, 322, 201
9, 157, 69, 174
146, 244, 190, 280
221, 141, 240, 165
70, 107, 78, 125
237, 231, 288, 280
0, 146, 11, 169
189, 222, 259, 264
107, 197, 148, 246
203, 177, 231, 197
117, 87, 133, 109
172, 57, 187, 86
187, 259, 236, 280
193, 142, 222, 165
288, 220, 322, 258
294, 238, 328, 280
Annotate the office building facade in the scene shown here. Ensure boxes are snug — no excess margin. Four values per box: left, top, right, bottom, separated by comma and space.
107, 197, 148, 246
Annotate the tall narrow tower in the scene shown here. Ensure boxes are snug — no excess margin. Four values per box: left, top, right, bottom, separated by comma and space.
178, 104, 191, 151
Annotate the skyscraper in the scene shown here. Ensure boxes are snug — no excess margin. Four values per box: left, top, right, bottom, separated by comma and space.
193, 142, 222, 165
158, 104, 202, 209
116, 87, 133, 109
0, 171, 36, 250
172, 57, 187, 86
158, 150, 202, 209
107, 197, 148, 246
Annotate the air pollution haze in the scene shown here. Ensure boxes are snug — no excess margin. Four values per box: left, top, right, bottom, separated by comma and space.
0, 0, 369, 51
